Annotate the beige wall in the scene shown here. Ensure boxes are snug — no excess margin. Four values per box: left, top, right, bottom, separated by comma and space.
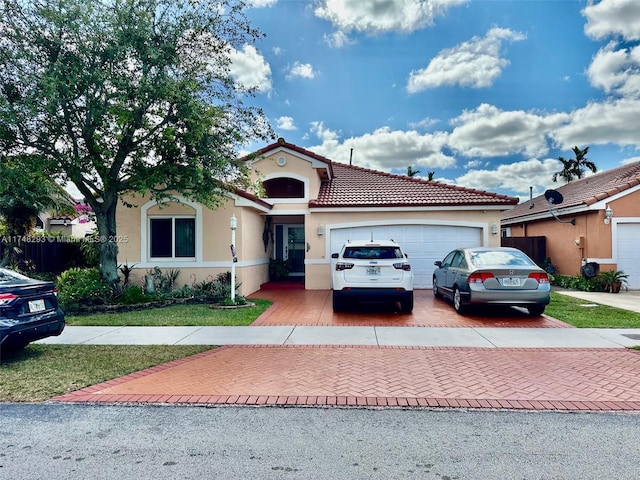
116, 192, 269, 297
249, 150, 323, 196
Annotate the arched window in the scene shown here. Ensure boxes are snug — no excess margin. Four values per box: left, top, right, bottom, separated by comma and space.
263, 177, 305, 198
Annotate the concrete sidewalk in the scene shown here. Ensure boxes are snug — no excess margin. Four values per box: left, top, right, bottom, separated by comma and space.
37, 324, 640, 348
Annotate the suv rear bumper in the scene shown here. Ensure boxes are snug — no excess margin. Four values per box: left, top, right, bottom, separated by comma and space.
333, 288, 413, 303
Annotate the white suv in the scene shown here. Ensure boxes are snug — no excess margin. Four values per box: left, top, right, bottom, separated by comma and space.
331, 239, 414, 313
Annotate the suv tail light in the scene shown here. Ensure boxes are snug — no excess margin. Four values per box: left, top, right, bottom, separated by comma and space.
393, 262, 411, 271
468, 272, 494, 283
528, 272, 550, 284
335, 262, 354, 271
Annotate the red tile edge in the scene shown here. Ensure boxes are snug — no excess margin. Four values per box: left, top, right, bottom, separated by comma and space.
48, 393, 640, 412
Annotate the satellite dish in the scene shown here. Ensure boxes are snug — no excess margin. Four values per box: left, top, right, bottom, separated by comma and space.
544, 189, 564, 205
544, 189, 575, 225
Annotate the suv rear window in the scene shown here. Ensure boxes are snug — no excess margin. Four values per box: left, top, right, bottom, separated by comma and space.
343, 246, 403, 260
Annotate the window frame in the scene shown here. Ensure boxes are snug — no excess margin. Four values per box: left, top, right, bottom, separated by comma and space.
148, 215, 196, 261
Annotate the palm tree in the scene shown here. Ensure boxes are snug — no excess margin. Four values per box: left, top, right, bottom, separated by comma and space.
427, 171, 435, 181
552, 146, 597, 183
407, 165, 420, 177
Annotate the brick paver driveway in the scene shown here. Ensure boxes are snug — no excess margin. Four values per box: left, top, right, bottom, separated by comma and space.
249, 288, 570, 328
51, 288, 640, 411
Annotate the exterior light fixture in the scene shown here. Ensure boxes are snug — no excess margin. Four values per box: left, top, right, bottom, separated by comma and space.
604, 206, 613, 225
491, 223, 499, 235
317, 224, 324, 236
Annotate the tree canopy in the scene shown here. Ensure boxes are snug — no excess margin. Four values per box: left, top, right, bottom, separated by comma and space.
0, 0, 273, 284
552, 146, 597, 183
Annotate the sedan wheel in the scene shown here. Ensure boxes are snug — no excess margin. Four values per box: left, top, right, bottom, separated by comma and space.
432, 277, 442, 298
453, 287, 466, 314
527, 304, 545, 316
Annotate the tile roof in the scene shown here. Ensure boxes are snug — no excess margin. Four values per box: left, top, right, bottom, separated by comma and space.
502, 160, 640, 223
310, 162, 518, 208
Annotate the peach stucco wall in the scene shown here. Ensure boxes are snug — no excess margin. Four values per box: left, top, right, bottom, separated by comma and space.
507, 191, 640, 276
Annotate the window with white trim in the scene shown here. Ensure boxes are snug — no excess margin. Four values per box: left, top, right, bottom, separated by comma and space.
149, 217, 195, 259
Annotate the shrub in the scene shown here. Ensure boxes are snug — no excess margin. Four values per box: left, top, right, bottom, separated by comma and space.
116, 285, 158, 305
56, 267, 113, 312
550, 274, 605, 292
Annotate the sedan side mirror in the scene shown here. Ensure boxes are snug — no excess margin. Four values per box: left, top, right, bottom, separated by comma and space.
434, 261, 442, 267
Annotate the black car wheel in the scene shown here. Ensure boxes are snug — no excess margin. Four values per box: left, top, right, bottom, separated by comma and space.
401, 295, 414, 313
527, 304, 545, 316
332, 291, 343, 312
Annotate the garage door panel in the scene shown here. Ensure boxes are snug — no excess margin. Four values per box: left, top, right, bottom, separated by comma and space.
330, 225, 482, 288
617, 223, 640, 290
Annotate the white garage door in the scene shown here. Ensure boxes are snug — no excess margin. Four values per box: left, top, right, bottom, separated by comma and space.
330, 225, 482, 288
617, 223, 640, 289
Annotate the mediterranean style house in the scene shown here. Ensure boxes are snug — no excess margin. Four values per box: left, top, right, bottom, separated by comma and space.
117, 138, 518, 295
502, 161, 640, 289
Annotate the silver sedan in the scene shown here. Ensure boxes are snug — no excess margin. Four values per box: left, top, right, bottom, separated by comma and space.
432, 247, 551, 316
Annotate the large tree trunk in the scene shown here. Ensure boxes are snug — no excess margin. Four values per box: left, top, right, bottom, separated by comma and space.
94, 199, 120, 288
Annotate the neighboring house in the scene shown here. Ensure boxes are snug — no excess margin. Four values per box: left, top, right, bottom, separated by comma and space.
37, 201, 96, 238
501, 161, 640, 289
117, 138, 518, 296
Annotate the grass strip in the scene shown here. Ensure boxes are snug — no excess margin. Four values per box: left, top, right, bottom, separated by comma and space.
0, 344, 212, 402
546, 292, 640, 328
66, 299, 272, 326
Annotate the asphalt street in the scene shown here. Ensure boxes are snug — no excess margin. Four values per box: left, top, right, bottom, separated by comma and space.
1, 404, 639, 479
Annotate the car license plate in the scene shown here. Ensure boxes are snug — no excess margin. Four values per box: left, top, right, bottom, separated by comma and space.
501, 277, 521, 287
28, 299, 46, 312
367, 266, 380, 275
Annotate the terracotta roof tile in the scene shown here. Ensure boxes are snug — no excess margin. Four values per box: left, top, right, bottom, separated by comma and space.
503, 161, 640, 222
310, 162, 518, 208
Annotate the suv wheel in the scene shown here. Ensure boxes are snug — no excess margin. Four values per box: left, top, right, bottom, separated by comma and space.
401, 294, 414, 313
332, 291, 343, 312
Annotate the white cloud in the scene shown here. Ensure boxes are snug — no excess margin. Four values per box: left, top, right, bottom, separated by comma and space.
455, 158, 561, 198
308, 123, 455, 171
622, 156, 640, 165
587, 41, 640, 97
314, 0, 467, 35
583, 0, 640, 41
552, 98, 640, 149
286, 61, 316, 80
407, 27, 525, 92
323, 30, 355, 48
229, 44, 272, 93
448, 104, 569, 158
248, 0, 277, 6
276, 116, 297, 131
408, 117, 440, 130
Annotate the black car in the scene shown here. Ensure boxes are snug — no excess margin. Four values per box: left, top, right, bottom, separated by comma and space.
0, 268, 65, 351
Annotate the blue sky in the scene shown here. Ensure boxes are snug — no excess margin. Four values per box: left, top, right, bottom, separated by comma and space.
227, 0, 640, 201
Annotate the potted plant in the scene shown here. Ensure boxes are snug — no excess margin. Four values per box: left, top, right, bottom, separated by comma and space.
599, 269, 629, 293
269, 258, 291, 281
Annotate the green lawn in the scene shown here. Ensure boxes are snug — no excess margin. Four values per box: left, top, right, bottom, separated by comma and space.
66, 299, 272, 326
546, 292, 640, 328
0, 344, 212, 402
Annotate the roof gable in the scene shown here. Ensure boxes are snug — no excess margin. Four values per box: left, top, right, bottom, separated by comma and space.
503, 161, 640, 223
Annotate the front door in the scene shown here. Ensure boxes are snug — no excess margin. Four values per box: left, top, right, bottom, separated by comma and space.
283, 225, 305, 276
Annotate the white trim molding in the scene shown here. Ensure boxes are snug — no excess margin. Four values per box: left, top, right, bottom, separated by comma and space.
140, 197, 203, 264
